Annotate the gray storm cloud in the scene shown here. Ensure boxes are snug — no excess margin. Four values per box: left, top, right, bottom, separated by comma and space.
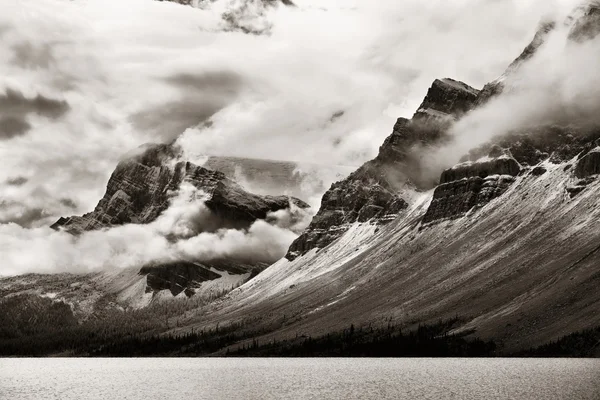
0, 88, 69, 138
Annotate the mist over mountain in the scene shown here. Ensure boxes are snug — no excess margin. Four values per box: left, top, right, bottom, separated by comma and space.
2, 0, 600, 357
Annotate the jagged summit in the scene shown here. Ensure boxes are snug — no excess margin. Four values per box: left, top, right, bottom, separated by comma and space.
52, 143, 309, 234
285, 1, 600, 265
286, 77, 480, 260
413, 78, 479, 120
46, 142, 311, 307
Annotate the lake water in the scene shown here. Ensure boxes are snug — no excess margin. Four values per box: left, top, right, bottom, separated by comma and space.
1, 358, 599, 399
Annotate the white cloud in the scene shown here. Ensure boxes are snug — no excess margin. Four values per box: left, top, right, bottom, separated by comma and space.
0, 183, 312, 276
427, 10, 600, 174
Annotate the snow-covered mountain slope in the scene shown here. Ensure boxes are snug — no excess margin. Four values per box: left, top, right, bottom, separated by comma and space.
0, 260, 261, 315
173, 159, 600, 352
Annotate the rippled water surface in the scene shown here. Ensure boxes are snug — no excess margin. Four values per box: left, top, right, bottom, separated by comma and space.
1, 358, 599, 399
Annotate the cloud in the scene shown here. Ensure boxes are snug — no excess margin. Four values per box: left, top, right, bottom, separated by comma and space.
423, 9, 600, 176
0, 88, 69, 119
0, 116, 31, 139
6, 177, 28, 186
1, 0, 575, 217
131, 71, 243, 141
0, 183, 311, 276
0, 88, 69, 138
10, 41, 55, 69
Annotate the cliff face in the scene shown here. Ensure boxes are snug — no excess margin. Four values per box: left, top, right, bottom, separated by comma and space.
423, 149, 521, 224
285, 78, 480, 260
413, 78, 479, 120
157, 0, 295, 35
52, 143, 308, 234
139, 260, 265, 297
568, 3, 600, 42
575, 147, 600, 178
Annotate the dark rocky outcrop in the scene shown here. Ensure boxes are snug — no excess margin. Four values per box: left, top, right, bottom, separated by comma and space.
575, 147, 600, 178
478, 4, 600, 106
285, 177, 408, 260
139, 260, 265, 297
440, 155, 521, 184
140, 261, 221, 297
52, 143, 309, 234
568, 3, 600, 42
413, 78, 479, 120
286, 78, 480, 260
463, 125, 600, 167
530, 166, 547, 176
422, 150, 521, 224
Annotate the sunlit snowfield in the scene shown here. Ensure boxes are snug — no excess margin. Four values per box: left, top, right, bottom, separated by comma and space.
1, 358, 599, 399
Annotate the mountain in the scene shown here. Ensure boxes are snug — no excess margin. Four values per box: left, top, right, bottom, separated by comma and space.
286, 78, 480, 260
13, 143, 310, 315
52, 143, 308, 234
479, 2, 600, 103
163, 8, 600, 354
3, 3, 600, 356
158, 0, 295, 34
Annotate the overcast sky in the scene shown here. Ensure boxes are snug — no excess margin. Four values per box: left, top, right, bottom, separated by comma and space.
0, 0, 584, 275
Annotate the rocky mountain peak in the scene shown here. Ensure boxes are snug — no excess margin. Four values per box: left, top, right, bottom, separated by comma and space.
51, 142, 310, 301
286, 77, 479, 260
413, 78, 479, 120
479, 3, 600, 104
52, 143, 309, 234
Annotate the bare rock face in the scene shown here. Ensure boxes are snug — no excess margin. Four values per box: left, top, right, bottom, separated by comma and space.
479, 4, 600, 105
575, 147, 600, 178
157, 0, 295, 35
568, 3, 600, 42
422, 150, 521, 224
139, 260, 265, 297
477, 22, 555, 105
52, 143, 308, 234
286, 78, 480, 260
285, 176, 408, 260
464, 125, 600, 167
413, 78, 479, 120
140, 261, 221, 297
440, 155, 521, 184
